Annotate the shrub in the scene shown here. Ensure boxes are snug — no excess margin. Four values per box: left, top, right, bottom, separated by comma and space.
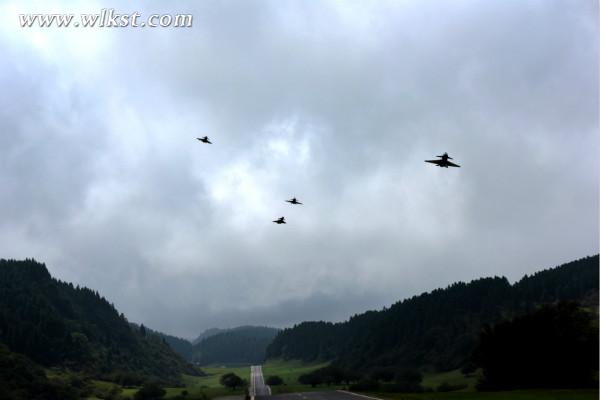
299, 372, 323, 387
371, 367, 395, 382
220, 373, 244, 390
134, 382, 166, 400
266, 375, 284, 386
349, 378, 379, 391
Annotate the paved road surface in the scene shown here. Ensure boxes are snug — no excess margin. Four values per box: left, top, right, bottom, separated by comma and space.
250, 365, 271, 397
257, 391, 381, 400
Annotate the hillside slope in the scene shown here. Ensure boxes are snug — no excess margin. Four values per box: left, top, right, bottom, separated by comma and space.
132, 323, 194, 362
192, 327, 228, 345
0, 259, 198, 384
266, 255, 599, 372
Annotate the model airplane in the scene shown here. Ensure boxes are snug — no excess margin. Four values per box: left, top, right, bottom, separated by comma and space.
425, 152, 460, 168
285, 197, 303, 205
196, 136, 212, 144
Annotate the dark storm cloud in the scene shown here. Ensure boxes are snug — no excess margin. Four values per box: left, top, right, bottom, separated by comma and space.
0, 1, 597, 338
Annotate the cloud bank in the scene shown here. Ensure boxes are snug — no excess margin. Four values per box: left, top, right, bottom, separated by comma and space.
0, 0, 597, 338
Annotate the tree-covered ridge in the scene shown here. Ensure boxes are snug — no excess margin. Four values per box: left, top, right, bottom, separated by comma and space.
266, 255, 599, 372
131, 323, 194, 362
158, 333, 194, 363
0, 258, 198, 384
192, 326, 279, 365
192, 327, 228, 345
513, 256, 599, 308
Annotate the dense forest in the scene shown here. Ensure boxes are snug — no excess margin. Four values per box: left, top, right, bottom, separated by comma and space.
158, 333, 194, 363
0, 342, 81, 400
266, 255, 599, 373
292, 300, 598, 392
0, 259, 199, 386
475, 301, 598, 390
131, 324, 194, 362
192, 326, 279, 365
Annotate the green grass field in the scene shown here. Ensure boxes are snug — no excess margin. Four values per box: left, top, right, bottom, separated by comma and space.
365, 368, 598, 400
367, 389, 599, 400
83, 365, 250, 399
176, 365, 252, 398
168, 361, 334, 398
191, 365, 253, 388
421, 369, 478, 391
73, 361, 598, 400
262, 359, 342, 394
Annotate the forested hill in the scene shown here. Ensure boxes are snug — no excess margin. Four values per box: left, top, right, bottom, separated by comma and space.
192, 326, 279, 365
157, 332, 193, 362
192, 327, 228, 345
266, 255, 599, 372
0, 259, 198, 384
131, 323, 194, 362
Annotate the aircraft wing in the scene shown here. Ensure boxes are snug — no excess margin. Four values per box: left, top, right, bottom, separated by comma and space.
445, 160, 460, 167
425, 159, 442, 165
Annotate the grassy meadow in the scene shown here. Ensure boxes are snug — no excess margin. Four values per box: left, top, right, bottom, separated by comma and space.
421, 369, 478, 391
56, 360, 597, 400
261, 359, 339, 394
366, 368, 597, 400
79, 360, 328, 399
367, 389, 599, 400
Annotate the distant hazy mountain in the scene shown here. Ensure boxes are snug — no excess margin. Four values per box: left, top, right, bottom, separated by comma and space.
267, 255, 599, 372
0, 259, 198, 385
192, 327, 228, 345
193, 326, 279, 366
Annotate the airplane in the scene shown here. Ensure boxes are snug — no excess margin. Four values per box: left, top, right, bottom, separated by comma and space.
196, 136, 212, 144
425, 152, 460, 168
285, 197, 303, 205
273, 217, 286, 224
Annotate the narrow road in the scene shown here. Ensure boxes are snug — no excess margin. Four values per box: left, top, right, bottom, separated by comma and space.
250, 365, 271, 398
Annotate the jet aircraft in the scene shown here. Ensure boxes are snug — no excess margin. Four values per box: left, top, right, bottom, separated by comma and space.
425, 152, 460, 168
285, 197, 303, 205
273, 217, 286, 224
197, 136, 212, 144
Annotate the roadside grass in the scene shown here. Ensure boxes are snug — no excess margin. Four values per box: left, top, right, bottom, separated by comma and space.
271, 384, 346, 394
187, 359, 342, 396
173, 367, 250, 398
83, 365, 249, 399
262, 359, 330, 385
421, 369, 478, 391
366, 389, 599, 400
192, 365, 253, 388
261, 363, 598, 400
156, 366, 250, 399
64, 361, 598, 400
119, 386, 139, 398
262, 359, 344, 394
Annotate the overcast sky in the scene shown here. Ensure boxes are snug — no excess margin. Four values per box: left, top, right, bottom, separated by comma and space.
0, 0, 597, 339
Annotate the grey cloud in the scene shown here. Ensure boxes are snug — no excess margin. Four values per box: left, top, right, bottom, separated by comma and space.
0, 0, 597, 338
